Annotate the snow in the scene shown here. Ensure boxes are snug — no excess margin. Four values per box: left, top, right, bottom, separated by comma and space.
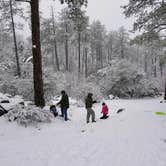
0, 98, 166, 166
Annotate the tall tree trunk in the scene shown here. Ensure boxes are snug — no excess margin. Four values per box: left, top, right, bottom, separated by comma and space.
82, 47, 85, 73
91, 47, 94, 65
96, 46, 100, 70
85, 47, 88, 78
100, 46, 103, 68
108, 43, 113, 63
154, 56, 157, 77
107, 48, 110, 62
65, 23, 69, 71
144, 54, 148, 73
31, 0, 45, 107
9, 0, 21, 77
160, 63, 163, 77
164, 81, 166, 100
78, 32, 81, 73
51, 7, 59, 71
52, 49, 56, 71
121, 46, 124, 59
151, 57, 154, 76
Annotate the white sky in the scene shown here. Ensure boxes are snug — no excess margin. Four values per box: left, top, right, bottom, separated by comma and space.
39, 0, 135, 33
22, 0, 135, 37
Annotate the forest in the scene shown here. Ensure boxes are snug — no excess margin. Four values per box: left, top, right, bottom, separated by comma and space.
0, 0, 165, 107
0, 1, 166, 166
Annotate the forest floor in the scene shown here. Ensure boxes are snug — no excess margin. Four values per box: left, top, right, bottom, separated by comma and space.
0, 98, 166, 166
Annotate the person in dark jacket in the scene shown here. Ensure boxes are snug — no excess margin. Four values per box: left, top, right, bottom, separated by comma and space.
57, 90, 69, 121
50, 105, 58, 117
85, 93, 96, 123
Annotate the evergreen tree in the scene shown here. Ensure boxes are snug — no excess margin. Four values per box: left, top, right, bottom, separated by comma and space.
15, 0, 87, 107
123, 0, 166, 100
0, 0, 25, 77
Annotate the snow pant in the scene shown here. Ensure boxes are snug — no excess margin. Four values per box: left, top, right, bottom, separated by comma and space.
100, 114, 109, 119
61, 107, 68, 121
86, 108, 95, 123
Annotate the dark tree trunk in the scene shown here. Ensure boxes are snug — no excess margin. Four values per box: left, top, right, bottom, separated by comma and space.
160, 63, 163, 77
51, 7, 59, 71
54, 40, 59, 71
154, 56, 157, 77
85, 47, 88, 78
52, 49, 56, 71
10, 0, 21, 77
164, 80, 166, 100
108, 43, 113, 62
65, 23, 69, 71
151, 57, 154, 77
96, 46, 99, 70
91, 48, 94, 65
144, 55, 148, 73
52, 7, 60, 71
31, 0, 45, 107
78, 32, 81, 73
82, 47, 85, 73
107, 48, 110, 62
100, 47, 103, 68
121, 46, 124, 59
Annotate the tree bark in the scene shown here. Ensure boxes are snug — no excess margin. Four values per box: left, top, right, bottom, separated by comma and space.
9, 0, 21, 77
31, 0, 45, 107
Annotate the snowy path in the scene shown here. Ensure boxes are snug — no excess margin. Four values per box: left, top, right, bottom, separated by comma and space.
0, 98, 166, 166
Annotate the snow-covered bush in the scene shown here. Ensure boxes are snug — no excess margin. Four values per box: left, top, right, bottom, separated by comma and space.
43, 68, 103, 102
0, 78, 34, 101
88, 59, 161, 98
5, 105, 53, 126
70, 81, 103, 101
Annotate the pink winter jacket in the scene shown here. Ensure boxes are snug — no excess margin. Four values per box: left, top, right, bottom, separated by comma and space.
102, 105, 109, 115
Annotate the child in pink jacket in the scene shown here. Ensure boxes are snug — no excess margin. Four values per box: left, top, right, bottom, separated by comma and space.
100, 102, 109, 119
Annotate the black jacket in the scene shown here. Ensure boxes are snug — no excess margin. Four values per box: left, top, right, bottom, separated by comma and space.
85, 96, 94, 108
58, 94, 69, 109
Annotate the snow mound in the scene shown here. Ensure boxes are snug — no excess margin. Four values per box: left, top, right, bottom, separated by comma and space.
5, 105, 53, 126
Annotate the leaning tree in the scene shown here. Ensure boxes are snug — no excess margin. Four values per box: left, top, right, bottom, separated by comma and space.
123, 0, 166, 100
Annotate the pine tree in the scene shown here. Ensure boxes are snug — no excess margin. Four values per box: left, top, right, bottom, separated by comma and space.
15, 0, 88, 107
123, 0, 166, 100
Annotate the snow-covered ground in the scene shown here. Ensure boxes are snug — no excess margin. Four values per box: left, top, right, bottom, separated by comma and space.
0, 98, 166, 166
